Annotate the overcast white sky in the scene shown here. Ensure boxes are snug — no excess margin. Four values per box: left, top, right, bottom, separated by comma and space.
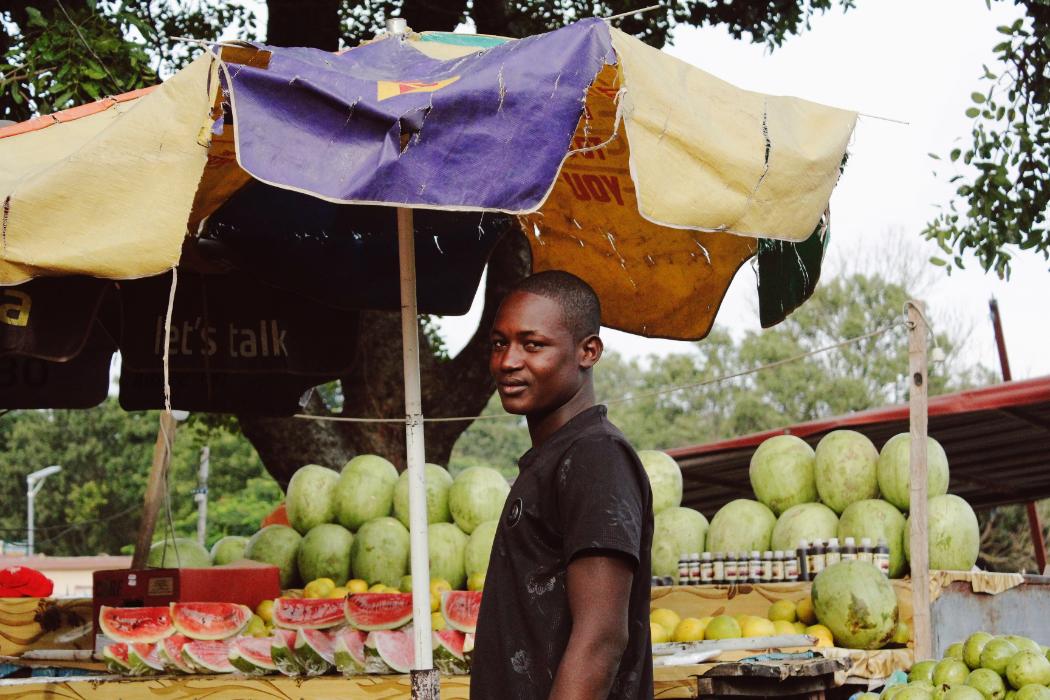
438, 0, 1049, 381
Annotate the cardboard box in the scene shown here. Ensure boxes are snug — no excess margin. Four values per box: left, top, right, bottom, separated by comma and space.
92, 561, 281, 637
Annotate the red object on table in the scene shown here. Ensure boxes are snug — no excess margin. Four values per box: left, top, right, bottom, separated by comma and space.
0, 565, 54, 597
261, 502, 289, 528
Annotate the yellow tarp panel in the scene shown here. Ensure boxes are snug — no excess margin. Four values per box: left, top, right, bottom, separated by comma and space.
0, 56, 215, 285
609, 28, 857, 242
526, 65, 757, 340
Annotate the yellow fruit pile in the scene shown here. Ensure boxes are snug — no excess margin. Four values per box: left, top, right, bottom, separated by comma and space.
649, 596, 834, 648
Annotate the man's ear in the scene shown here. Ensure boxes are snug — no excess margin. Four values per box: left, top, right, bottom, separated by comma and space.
579, 334, 603, 369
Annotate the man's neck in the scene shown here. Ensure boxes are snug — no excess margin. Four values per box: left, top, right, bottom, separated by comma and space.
526, 383, 597, 448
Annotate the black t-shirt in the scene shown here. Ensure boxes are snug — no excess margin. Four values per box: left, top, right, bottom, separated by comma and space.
470, 405, 654, 700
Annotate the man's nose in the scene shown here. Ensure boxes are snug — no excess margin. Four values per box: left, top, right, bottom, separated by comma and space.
499, 345, 525, 371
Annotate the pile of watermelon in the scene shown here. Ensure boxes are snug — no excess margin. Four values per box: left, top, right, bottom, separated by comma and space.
232, 457, 508, 593
98, 591, 482, 678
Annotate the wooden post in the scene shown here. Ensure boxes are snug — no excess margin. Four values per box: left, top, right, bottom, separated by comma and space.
907, 300, 932, 659
131, 412, 179, 570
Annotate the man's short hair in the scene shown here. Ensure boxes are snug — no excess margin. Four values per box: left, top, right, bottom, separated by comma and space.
510, 270, 601, 341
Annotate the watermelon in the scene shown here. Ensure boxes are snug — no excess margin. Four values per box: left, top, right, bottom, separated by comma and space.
638, 450, 683, 514
158, 633, 195, 674
334, 628, 369, 675
351, 517, 410, 587
297, 523, 354, 585
171, 602, 252, 640
344, 593, 414, 631
183, 639, 235, 673
463, 633, 475, 666
286, 464, 340, 534
245, 524, 303, 589
428, 522, 469, 590
271, 628, 303, 676
127, 642, 165, 675
295, 628, 336, 676
148, 537, 212, 568
448, 467, 510, 534
209, 535, 249, 566
229, 636, 280, 675
441, 590, 482, 634
272, 597, 346, 630
433, 629, 468, 675
393, 463, 454, 528
102, 643, 131, 673
363, 632, 394, 674
371, 627, 415, 674
98, 606, 174, 644
749, 435, 818, 516
464, 520, 498, 577
336, 468, 398, 531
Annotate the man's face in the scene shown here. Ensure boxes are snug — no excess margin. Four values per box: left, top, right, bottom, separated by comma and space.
489, 291, 587, 416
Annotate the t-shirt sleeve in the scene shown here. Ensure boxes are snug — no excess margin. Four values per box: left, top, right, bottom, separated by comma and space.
557, 436, 646, 567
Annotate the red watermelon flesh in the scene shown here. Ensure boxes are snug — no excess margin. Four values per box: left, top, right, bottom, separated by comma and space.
371, 628, 415, 674
344, 593, 413, 631
333, 629, 368, 675
273, 597, 345, 630
159, 634, 195, 674
229, 636, 279, 674
441, 591, 482, 634
433, 629, 468, 675
170, 602, 251, 640
128, 642, 165, 675
101, 643, 130, 673
98, 606, 173, 644
183, 639, 235, 673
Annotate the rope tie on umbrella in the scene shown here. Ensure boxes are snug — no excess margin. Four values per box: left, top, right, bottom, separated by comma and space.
162, 266, 178, 416
292, 318, 909, 425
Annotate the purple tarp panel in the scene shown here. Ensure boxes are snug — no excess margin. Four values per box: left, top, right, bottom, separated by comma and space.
225, 19, 615, 212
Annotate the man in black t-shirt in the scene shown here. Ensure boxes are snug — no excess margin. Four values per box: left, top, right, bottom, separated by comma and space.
471, 271, 654, 700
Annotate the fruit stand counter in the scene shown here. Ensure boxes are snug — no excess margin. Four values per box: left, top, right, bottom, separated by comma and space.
650, 570, 1029, 678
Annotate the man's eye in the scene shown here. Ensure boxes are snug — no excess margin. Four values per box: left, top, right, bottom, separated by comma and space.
524, 342, 543, 351
491, 339, 506, 350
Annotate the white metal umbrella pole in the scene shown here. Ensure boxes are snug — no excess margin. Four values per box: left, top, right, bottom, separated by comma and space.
398, 205, 439, 699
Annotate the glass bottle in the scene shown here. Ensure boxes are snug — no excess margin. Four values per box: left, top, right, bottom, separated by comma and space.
796, 539, 810, 582
841, 537, 858, 561
712, 552, 726, 584
772, 550, 785, 582
748, 550, 762, 582
761, 551, 774, 582
825, 537, 841, 567
874, 538, 891, 576
677, 554, 690, 584
724, 552, 738, 583
808, 539, 826, 577
785, 551, 800, 582
688, 553, 701, 585
858, 537, 874, 564
699, 552, 714, 584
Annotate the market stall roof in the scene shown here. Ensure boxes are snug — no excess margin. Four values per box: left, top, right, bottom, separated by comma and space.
667, 376, 1050, 516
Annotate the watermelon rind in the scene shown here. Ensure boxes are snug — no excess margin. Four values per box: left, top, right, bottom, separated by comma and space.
433, 630, 469, 675
229, 636, 279, 675
463, 633, 475, 667
294, 629, 335, 676
158, 634, 195, 674
102, 643, 131, 674
271, 629, 303, 677
371, 627, 415, 674
344, 593, 413, 631
333, 629, 368, 676
363, 632, 394, 674
127, 643, 165, 675
273, 597, 346, 630
170, 602, 252, 640
183, 640, 235, 673
98, 606, 174, 644
441, 591, 481, 634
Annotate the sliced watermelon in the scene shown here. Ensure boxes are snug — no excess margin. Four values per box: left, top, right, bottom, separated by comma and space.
295, 628, 335, 676
101, 643, 131, 674
344, 593, 413, 631
273, 597, 345, 630
158, 633, 195, 674
433, 629, 468, 675
127, 642, 165, 675
363, 632, 393, 674
370, 627, 415, 674
98, 606, 174, 644
271, 628, 303, 676
170, 602, 252, 640
333, 628, 368, 676
183, 639, 235, 673
441, 591, 482, 634
463, 633, 475, 666
229, 636, 279, 675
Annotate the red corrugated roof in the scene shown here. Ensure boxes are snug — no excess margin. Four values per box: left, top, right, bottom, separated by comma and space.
668, 376, 1050, 515
0, 86, 157, 140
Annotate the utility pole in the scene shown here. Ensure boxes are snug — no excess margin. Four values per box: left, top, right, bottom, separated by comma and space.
26, 465, 62, 556
195, 446, 210, 547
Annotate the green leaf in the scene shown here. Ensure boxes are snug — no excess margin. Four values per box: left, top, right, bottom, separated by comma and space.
950, 148, 961, 161
929, 257, 947, 266
971, 92, 986, 104
928, 152, 941, 160
25, 6, 47, 28
83, 82, 101, 100
965, 107, 980, 118
84, 66, 106, 80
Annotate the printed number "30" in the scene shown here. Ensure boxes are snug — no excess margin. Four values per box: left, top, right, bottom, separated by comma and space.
0, 290, 31, 327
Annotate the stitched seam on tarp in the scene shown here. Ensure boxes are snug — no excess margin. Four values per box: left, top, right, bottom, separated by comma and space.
1, 195, 10, 252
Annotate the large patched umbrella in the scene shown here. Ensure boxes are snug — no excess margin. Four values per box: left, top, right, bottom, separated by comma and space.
0, 17, 856, 692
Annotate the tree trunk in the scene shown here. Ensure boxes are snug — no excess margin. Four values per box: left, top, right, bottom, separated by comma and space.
238, 224, 530, 489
